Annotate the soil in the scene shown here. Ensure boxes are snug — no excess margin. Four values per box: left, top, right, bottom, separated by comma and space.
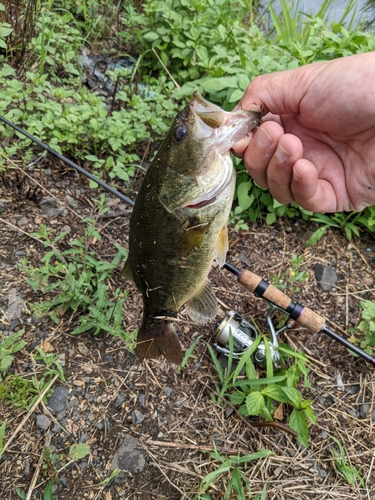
1, 152, 375, 500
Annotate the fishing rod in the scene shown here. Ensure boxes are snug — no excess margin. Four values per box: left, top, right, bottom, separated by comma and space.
1, 115, 374, 367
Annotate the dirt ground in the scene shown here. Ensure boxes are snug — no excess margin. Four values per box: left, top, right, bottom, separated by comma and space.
0, 156, 375, 500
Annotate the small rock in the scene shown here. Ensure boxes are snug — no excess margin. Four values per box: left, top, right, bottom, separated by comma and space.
224, 407, 234, 418
96, 419, 110, 431
314, 264, 337, 291
111, 434, 148, 477
348, 385, 360, 395
315, 465, 327, 478
41, 341, 55, 353
164, 387, 173, 398
115, 394, 125, 408
238, 252, 252, 268
80, 433, 89, 443
14, 250, 27, 257
359, 403, 370, 419
47, 386, 68, 412
5, 288, 25, 320
17, 217, 28, 227
23, 459, 30, 476
9, 318, 20, 331
35, 414, 51, 430
273, 466, 283, 477
40, 197, 64, 217
0, 201, 5, 213
132, 409, 144, 425
321, 430, 328, 439
103, 354, 114, 363
347, 409, 358, 418
138, 394, 145, 407
372, 410, 375, 423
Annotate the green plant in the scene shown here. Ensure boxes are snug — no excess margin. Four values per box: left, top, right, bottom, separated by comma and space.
0, 420, 6, 456
209, 331, 315, 447
0, 329, 26, 380
20, 219, 135, 344
348, 300, 375, 356
198, 446, 272, 499
329, 434, 365, 487
272, 254, 309, 293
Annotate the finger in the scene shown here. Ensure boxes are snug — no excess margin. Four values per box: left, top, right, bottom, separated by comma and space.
240, 122, 285, 188
266, 134, 304, 204
291, 159, 338, 212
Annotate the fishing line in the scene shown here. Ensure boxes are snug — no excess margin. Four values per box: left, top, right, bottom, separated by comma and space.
1, 115, 374, 367
0, 115, 135, 207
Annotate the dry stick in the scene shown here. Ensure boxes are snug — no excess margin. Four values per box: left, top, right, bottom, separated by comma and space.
147, 439, 261, 456
25, 433, 51, 500
0, 217, 45, 245
152, 48, 181, 90
1, 374, 58, 456
199, 380, 298, 444
147, 448, 185, 496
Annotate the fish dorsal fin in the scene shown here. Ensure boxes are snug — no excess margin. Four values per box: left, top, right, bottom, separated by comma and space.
185, 281, 217, 324
122, 259, 134, 281
215, 224, 229, 268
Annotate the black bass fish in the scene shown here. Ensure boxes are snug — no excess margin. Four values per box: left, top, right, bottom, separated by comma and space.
123, 92, 261, 362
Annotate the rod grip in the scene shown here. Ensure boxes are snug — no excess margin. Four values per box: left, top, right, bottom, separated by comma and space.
238, 270, 326, 334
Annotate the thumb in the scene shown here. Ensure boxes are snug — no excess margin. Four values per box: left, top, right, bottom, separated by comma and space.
239, 64, 323, 116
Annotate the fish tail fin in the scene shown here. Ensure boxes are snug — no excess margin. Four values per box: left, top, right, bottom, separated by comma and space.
136, 320, 183, 364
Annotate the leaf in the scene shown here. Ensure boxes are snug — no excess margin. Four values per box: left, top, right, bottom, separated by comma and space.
0, 354, 14, 371
237, 180, 254, 211
266, 212, 277, 225
230, 391, 245, 406
245, 392, 264, 416
200, 464, 231, 491
304, 225, 329, 247
281, 386, 302, 408
69, 443, 91, 460
261, 384, 290, 403
43, 480, 55, 500
289, 408, 309, 447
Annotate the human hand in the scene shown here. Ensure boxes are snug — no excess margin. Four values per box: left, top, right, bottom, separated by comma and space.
232, 52, 375, 212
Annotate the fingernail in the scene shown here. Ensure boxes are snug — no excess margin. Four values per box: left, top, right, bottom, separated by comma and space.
256, 127, 273, 148
275, 144, 291, 163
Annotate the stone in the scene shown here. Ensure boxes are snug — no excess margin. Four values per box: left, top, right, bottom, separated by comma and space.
114, 394, 125, 408
47, 386, 69, 412
359, 403, 370, 419
164, 387, 173, 397
314, 264, 337, 291
5, 288, 25, 320
132, 409, 144, 425
40, 197, 64, 217
35, 414, 51, 430
111, 435, 148, 477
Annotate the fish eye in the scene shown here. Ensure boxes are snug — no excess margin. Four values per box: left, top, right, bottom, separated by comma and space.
174, 124, 188, 142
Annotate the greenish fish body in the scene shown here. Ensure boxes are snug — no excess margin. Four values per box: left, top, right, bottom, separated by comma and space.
123, 92, 261, 362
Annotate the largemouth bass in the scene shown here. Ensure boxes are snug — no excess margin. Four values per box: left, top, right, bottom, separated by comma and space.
123, 92, 260, 363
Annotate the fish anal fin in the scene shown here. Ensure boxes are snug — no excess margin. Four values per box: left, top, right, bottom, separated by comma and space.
185, 281, 217, 324
122, 259, 134, 281
215, 224, 228, 268
136, 320, 183, 363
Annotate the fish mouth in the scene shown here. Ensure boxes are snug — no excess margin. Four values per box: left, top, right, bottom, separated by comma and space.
184, 161, 233, 210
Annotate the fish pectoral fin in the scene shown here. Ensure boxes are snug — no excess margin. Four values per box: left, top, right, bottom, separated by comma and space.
214, 224, 229, 268
185, 281, 217, 324
177, 222, 209, 257
122, 259, 134, 281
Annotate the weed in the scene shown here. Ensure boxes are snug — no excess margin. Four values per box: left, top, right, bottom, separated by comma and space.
329, 434, 365, 487
0, 329, 26, 380
272, 254, 309, 294
348, 300, 375, 357
198, 446, 272, 499
209, 333, 315, 447
20, 221, 129, 333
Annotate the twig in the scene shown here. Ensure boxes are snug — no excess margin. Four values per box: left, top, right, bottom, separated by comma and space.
25, 433, 51, 500
152, 48, 180, 89
146, 439, 262, 456
0, 217, 45, 245
1, 374, 58, 457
